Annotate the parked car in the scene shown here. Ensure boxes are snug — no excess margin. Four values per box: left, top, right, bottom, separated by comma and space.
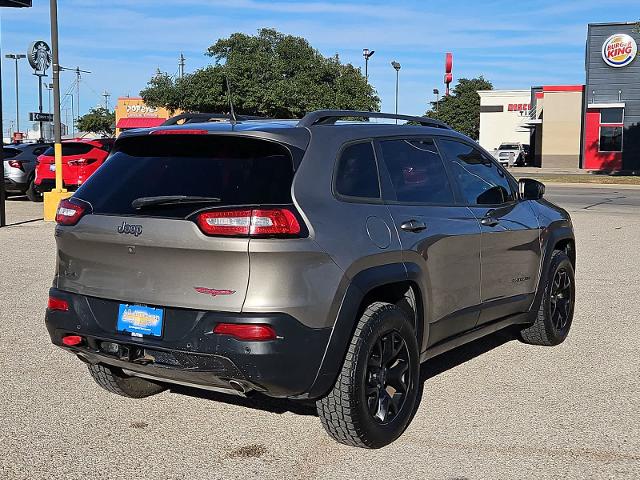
45, 110, 576, 449
2, 142, 52, 201
34, 138, 114, 194
496, 142, 528, 167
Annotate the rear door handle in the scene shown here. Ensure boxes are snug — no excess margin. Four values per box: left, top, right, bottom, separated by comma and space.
400, 220, 427, 233
480, 214, 500, 227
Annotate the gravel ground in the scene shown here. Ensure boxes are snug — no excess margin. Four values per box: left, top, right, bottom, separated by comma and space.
1, 191, 639, 480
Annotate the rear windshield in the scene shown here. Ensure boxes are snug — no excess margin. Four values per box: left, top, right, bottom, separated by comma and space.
43, 143, 94, 156
499, 144, 520, 150
74, 135, 297, 218
3, 148, 21, 158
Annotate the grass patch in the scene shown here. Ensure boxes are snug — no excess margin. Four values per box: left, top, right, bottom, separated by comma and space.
516, 174, 640, 185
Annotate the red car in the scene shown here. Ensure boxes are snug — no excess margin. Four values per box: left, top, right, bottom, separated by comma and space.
35, 138, 114, 192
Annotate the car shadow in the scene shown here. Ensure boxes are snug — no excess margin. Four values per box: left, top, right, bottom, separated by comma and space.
169, 328, 519, 417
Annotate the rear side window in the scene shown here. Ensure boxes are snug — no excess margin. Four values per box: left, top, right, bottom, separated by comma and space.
3, 148, 20, 158
334, 142, 380, 200
43, 143, 94, 156
74, 135, 297, 218
438, 139, 515, 205
380, 138, 454, 204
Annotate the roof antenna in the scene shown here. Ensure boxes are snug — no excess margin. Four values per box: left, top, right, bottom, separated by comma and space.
225, 76, 238, 126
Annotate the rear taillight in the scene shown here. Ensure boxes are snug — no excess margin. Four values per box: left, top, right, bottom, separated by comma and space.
48, 296, 69, 311
213, 323, 277, 341
8, 160, 24, 171
196, 208, 301, 237
55, 198, 86, 226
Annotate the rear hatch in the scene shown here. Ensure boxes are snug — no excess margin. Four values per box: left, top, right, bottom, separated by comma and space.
55, 133, 300, 312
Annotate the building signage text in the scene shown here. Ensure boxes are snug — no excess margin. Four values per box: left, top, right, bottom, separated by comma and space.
601, 33, 637, 68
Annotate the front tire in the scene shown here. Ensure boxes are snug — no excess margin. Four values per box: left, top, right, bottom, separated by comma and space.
316, 302, 420, 448
88, 364, 166, 398
520, 250, 575, 346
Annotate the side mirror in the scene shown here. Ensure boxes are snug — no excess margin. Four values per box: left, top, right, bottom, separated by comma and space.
518, 178, 545, 200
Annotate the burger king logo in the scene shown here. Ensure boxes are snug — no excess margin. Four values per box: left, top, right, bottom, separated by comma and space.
601, 33, 637, 68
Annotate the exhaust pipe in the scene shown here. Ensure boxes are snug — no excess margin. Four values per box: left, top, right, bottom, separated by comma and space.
228, 380, 248, 394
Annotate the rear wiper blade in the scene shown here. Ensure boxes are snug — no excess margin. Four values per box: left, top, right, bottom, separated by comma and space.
131, 195, 221, 209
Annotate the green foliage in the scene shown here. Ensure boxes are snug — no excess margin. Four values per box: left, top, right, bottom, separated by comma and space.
425, 77, 493, 140
76, 107, 115, 136
141, 28, 380, 117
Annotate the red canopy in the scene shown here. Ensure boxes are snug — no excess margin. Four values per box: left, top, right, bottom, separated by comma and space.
116, 117, 166, 129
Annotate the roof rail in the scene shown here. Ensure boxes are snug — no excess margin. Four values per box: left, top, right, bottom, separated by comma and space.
161, 112, 268, 126
297, 110, 450, 129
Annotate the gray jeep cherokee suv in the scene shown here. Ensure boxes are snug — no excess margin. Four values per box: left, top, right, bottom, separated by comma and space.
45, 110, 576, 448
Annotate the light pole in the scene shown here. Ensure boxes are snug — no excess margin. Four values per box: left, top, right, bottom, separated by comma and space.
391, 61, 401, 123
362, 48, 375, 83
433, 88, 440, 114
5, 53, 26, 139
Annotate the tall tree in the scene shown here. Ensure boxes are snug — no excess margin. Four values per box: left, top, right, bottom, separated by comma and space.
76, 107, 115, 136
141, 28, 380, 117
425, 77, 493, 140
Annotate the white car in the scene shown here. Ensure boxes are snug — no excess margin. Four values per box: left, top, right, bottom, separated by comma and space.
495, 142, 527, 167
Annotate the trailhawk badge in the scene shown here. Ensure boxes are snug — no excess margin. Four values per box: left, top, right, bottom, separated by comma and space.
194, 287, 236, 297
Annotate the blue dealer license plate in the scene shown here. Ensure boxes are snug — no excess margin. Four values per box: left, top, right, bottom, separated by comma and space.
117, 304, 164, 338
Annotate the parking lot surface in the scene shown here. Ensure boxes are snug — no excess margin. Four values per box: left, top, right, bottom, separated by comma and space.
1, 185, 639, 479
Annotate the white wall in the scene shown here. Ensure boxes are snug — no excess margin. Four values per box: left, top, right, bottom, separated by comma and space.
478, 90, 532, 152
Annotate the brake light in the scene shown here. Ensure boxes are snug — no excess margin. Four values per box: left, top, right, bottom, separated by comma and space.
55, 198, 86, 226
196, 208, 301, 237
62, 335, 83, 346
213, 323, 277, 341
8, 160, 24, 171
48, 296, 69, 311
150, 129, 208, 135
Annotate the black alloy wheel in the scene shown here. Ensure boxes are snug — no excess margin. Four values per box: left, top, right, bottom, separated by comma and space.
366, 330, 411, 424
550, 267, 573, 331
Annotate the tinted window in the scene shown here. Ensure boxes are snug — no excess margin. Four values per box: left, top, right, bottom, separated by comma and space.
438, 139, 515, 205
75, 135, 297, 218
600, 127, 622, 152
380, 138, 454, 204
600, 108, 623, 124
335, 142, 380, 199
32, 146, 49, 156
3, 148, 20, 158
43, 143, 94, 156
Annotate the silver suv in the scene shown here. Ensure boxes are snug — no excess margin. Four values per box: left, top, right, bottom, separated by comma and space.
46, 110, 576, 448
3, 142, 51, 201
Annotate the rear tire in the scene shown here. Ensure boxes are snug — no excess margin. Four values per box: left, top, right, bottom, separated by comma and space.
88, 364, 166, 398
316, 302, 420, 448
26, 178, 43, 202
520, 250, 575, 346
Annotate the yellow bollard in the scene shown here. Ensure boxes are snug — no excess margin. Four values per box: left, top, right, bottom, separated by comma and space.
43, 142, 71, 221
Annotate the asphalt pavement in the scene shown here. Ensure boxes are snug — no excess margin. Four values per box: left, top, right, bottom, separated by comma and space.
1, 186, 639, 479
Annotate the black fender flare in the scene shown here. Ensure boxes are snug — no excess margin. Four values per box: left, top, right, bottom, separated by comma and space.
528, 220, 575, 320
305, 263, 411, 399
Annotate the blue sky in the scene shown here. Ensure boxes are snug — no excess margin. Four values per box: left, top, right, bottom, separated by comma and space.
0, 0, 637, 133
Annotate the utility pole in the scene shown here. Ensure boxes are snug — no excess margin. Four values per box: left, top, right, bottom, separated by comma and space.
179, 53, 185, 79
433, 88, 440, 114
5, 53, 26, 138
102, 90, 110, 110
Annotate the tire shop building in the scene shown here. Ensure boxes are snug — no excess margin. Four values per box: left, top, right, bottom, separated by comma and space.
478, 21, 639, 171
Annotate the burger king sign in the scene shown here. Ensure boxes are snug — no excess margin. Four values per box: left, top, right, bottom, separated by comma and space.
601, 33, 637, 68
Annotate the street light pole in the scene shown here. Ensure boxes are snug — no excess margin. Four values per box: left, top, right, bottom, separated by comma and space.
5, 53, 26, 138
391, 61, 401, 124
43, 0, 72, 221
362, 48, 375, 83
433, 88, 440, 114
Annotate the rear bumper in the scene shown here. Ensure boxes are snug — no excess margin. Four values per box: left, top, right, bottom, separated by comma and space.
45, 288, 331, 398
3, 177, 27, 193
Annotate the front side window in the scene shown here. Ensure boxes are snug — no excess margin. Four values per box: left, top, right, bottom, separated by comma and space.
438, 139, 515, 205
600, 127, 623, 152
334, 142, 380, 199
380, 138, 454, 204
